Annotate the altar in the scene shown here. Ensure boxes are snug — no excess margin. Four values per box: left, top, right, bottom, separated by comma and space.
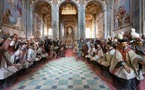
65, 26, 74, 48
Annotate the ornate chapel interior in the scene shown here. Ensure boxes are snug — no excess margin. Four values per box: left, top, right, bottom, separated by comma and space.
0, 0, 145, 90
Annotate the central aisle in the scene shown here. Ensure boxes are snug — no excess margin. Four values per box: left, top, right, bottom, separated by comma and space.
11, 56, 110, 90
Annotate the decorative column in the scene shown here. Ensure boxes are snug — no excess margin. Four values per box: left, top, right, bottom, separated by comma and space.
78, 0, 85, 39
75, 19, 78, 40
103, 7, 107, 39
110, 0, 114, 37
42, 14, 45, 38
83, 5, 86, 39
0, 0, 3, 29
77, 7, 80, 40
143, 0, 145, 35
26, 0, 32, 38
94, 15, 96, 38
52, 1, 59, 39
30, 4, 33, 38
139, 0, 143, 35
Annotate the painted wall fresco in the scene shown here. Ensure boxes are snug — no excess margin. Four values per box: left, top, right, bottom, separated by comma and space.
2, 0, 23, 30
114, 0, 131, 29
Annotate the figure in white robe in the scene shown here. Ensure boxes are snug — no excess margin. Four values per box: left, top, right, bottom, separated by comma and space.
97, 44, 115, 67
85, 44, 96, 60
13, 44, 27, 64
109, 39, 144, 90
0, 44, 21, 80
20, 43, 36, 69
91, 44, 104, 61
36, 44, 48, 61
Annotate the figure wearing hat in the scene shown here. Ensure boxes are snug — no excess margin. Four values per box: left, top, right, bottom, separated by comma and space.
0, 38, 22, 82
109, 37, 145, 90
130, 28, 145, 58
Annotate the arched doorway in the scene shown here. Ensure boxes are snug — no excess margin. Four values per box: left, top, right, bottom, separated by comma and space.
59, 1, 78, 46
85, 1, 104, 39
32, 1, 52, 39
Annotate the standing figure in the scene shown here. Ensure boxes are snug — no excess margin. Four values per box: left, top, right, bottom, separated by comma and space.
67, 27, 72, 36
66, 26, 73, 45
3, 8, 12, 24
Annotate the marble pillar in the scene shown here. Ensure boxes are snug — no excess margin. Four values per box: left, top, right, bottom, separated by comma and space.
139, 0, 143, 35
42, 14, 45, 38
0, 0, 3, 29
78, 4, 85, 39
82, 5, 86, 39
52, 4, 59, 39
29, 7, 34, 38
143, 0, 145, 35
110, 0, 114, 37
26, 0, 32, 38
103, 8, 107, 39
77, 8, 81, 40
93, 15, 96, 38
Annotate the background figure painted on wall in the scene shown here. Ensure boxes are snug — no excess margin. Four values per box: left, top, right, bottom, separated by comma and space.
114, 0, 130, 29
7, 0, 15, 8
3, 0, 23, 29
14, 16, 22, 29
114, 15, 118, 28
3, 8, 12, 24
17, 0, 22, 16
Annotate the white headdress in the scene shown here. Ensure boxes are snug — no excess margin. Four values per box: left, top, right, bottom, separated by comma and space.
131, 28, 140, 39
108, 35, 111, 38
116, 34, 123, 40
120, 31, 124, 35
131, 28, 135, 32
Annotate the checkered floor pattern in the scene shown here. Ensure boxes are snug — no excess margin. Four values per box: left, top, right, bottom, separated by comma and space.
11, 57, 110, 90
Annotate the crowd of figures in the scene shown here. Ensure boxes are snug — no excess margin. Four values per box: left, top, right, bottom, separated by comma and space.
1, 28, 145, 90
73, 28, 145, 90
0, 34, 66, 89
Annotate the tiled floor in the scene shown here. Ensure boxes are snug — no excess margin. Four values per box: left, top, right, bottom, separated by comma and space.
10, 57, 110, 90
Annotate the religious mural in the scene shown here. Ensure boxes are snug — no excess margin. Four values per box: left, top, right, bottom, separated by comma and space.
114, 0, 131, 29
3, 0, 23, 29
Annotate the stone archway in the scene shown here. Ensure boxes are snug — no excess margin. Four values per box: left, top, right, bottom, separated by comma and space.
30, 0, 52, 39
58, 1, 79, 46
85, 0, 107, 39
